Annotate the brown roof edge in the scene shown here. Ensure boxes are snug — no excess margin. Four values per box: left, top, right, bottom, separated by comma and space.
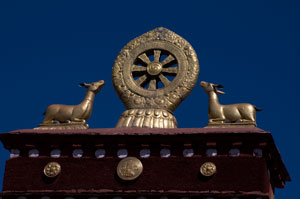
2, 127, 268, 135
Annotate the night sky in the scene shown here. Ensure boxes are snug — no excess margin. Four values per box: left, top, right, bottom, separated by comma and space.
0, 1, 299, 198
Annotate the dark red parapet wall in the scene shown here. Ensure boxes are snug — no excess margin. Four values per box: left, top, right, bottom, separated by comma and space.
0, 128, 290, 199
3, 157, 269, 194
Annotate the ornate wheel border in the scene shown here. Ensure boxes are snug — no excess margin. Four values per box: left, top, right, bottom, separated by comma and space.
112, 27, 199, 112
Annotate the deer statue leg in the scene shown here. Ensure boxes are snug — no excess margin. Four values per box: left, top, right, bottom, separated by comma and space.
42, 114, 55, 124
240, 119, 255, 122
42, 119, 54, 124
71, 118, 86, 123
209, 118, 225, 123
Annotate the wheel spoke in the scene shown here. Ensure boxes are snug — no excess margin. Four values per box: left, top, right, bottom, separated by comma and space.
148, 78, 156, 90
161, 55, 175, 66
162, 67, 178, 74
132, 65, 147, 72
138, 53, 151, 64
135, 74, 148, 86
154, 50, 161, 62
159, 74, 170, 87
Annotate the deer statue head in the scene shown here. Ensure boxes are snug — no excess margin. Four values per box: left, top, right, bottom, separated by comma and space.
79, 80, 105, 94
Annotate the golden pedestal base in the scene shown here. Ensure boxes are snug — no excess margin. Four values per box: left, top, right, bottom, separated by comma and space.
116, 109, 177, 128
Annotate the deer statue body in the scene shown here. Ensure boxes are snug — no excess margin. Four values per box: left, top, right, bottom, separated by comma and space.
42, 80, 105, 124
200, 81, 261, 125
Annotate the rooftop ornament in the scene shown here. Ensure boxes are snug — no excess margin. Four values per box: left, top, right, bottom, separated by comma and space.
112, 27, 199, 128
200, 81, 262, 127
34, 28, 260, 129
36, 80, 105, 129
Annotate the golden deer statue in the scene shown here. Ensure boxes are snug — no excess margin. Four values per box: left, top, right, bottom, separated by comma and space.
200, 81, 261, 126
42, 80, 105, 125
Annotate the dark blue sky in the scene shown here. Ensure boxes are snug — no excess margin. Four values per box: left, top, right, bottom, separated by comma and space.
0, 0, 299, 198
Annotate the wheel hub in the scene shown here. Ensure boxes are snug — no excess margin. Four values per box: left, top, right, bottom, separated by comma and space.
147, 62, 162, 76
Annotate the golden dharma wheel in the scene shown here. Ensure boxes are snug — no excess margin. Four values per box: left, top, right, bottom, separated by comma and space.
112, 27, 199, 128
112, 27, 199, 112
117, 157, 143, 181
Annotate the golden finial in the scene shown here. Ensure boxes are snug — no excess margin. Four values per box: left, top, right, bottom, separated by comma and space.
112, 27, 199, 128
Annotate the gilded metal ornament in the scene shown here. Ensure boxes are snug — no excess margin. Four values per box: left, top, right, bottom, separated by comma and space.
200, 162, 217, 177
112, 27, 199, 128
36, 80, 105, 130
117, 108, 177, 128
43, 162, 61, 178
117, 157, 143, 181
200, 81, 262, 127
